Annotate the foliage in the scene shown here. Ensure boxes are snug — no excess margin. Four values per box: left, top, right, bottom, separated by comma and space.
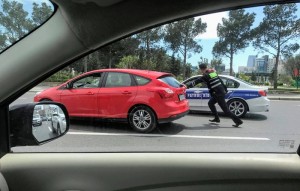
278, 74, 294, 86
213, 9, 255, 76
238, 73, 250, 82
251, 72, 257, 81
32, 2, 53, 27
0, 0, 53, 50
284, 54, 300, 77
45, 70, 81, 83
252, 3, 300, 89
164, 18, 206, 78
210, 58, 223, 73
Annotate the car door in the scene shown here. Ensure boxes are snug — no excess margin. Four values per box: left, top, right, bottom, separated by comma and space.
98, 72, 138, 118
60, 73, 102, 117
219, 77, 239, 100
185, 77, 206, 109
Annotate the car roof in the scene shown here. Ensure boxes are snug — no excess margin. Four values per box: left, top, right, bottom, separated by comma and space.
86, 69, 171, 79
0, 0, 285, 103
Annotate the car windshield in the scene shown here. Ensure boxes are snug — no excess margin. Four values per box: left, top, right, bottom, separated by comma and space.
8, 2, 300, 154
0, 0, 54, 52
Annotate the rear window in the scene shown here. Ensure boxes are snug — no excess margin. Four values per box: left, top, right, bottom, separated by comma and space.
158, 76, 181, 88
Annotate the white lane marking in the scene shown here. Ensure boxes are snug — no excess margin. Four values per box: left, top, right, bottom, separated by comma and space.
48, 126, 53, 132
67, 132, 270, 141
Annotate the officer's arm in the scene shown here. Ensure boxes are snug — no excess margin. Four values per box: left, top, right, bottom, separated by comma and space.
186, 77, 204, 88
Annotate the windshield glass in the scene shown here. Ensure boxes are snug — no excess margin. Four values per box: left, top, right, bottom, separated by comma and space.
10, 2, 300, 153
0, 0, 54, 52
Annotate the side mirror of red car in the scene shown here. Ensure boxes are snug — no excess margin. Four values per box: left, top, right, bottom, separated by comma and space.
66, 82, 72, 89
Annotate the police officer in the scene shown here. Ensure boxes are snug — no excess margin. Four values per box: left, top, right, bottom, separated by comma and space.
187, 63, 243, 127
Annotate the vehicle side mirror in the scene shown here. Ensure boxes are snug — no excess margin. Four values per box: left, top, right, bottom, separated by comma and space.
66, 82, 72, 89
9, 102, 69, 147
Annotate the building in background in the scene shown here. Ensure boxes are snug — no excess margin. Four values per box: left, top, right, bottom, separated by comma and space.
238, 66, 254, 73
255, 55, 268, 73
247, 55, 256, 67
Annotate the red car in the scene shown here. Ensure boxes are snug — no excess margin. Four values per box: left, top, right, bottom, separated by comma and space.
34, 69, 189, 132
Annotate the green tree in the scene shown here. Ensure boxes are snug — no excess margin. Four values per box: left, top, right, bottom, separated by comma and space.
252, 4, 300, 89
31, 2, 53, 27
136, 27, 163, 63
0, 0, 33, 45
284, 54, 300, 77
213, 9, 255, 76
210, 58, 223, 73
116, 55, 139, 69
251, 72, 257, 82
164, 18, 207, 79
169, 54, 182, 77
238, 73, 250, 82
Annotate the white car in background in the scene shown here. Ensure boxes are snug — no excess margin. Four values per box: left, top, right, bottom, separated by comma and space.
50, 106, 67, 135
183, 75, 270, 117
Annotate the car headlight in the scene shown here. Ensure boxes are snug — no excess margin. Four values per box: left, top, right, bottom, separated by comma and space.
35, 91, 41, 96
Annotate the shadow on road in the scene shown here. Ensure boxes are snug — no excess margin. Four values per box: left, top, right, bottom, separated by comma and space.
243, 113, 268, 121
70, 118, 131, 133
189, 111, 268, 121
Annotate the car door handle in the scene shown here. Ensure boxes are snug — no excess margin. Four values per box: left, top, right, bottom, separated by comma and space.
86, 92, 94, 95
122, 91, 132, 95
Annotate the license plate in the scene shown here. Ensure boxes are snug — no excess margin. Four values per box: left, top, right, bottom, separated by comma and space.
179, 94, 185, 101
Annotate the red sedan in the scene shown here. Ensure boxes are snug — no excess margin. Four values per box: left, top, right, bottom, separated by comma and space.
34, 69, 189, 133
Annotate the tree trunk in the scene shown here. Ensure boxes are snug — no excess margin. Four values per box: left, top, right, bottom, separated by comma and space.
274, 53, 280, 89
108, 47, 112, 68
183, 46, 187, 79
84, 56, 88, 72
230, 44, 233, 76
146, 32, 150, 62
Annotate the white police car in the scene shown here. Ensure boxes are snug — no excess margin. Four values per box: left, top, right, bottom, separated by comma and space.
183, 75, 270, 117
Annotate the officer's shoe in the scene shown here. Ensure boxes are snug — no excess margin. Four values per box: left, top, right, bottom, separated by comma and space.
233, 121, 243, 127
209, 118, 220, 123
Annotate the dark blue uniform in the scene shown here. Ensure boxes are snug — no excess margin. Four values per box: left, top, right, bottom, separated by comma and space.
187, 70, 243, 126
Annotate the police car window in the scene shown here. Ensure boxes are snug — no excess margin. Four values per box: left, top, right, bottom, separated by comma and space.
134, 75, 150, 85
220, 77, 239, 88
105, 72, 132, 87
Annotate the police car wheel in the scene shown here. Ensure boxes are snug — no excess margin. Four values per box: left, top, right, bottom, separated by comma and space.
227, 99, 248, 118
129, 106, 157, 133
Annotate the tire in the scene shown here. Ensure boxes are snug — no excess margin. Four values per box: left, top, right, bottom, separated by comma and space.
128, 105, 157, 133
227, 99, 248, 118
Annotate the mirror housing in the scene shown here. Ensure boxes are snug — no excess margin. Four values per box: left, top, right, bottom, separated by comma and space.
9, 102, 69, 147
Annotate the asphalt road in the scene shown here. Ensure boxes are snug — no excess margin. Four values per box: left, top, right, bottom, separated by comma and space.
10, 92, 300, 153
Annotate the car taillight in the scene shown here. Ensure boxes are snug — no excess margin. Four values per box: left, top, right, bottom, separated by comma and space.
158, 88, 174, 98
259, 90, 267, 96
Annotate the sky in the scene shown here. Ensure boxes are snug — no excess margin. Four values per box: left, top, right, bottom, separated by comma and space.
188, 4, 300, 72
